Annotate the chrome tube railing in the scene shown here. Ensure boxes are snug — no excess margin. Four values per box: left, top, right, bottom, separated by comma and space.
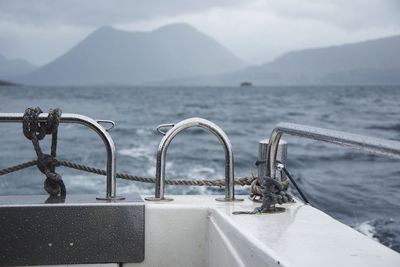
0, 113, 123, 200
266, 122, 400, 178
145, 117, 241, 202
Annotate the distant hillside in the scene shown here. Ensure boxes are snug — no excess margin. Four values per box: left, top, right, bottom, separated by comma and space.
169, 35, 400, 86
0, 54, 37, 79
16, 23, 246, 86
0, 79, 17, 86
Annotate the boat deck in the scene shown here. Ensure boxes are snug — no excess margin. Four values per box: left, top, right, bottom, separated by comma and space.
136, 195, 400, 267
16, 195, 400, 267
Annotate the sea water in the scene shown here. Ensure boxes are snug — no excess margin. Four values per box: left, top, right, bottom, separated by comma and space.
0, 85, 399, 251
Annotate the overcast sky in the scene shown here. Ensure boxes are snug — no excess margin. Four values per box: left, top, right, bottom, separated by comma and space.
1, 0, 399, 66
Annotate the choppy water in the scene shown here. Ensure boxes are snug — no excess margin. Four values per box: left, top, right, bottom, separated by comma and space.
0, 85, 399, 251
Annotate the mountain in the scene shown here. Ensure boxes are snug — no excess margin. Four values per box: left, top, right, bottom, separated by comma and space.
258, 34, 400, 85
0, 79, 17, 86
0, 54, 37, 79
169, 35, 400, 86
16, 24, 246, 86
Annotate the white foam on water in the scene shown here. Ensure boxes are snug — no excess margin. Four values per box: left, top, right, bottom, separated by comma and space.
118, 183, 153, 195
179, 185, 213, 195
63, 174, 104, 193
119, 145, 154, 161
136, 128, 151, 136
185, 165, 217, 178
179, 165, 221, 195
144, 162, 174, 177
65, 173, 154, 195
355, 221, 379, 242
146, 165, 156, 176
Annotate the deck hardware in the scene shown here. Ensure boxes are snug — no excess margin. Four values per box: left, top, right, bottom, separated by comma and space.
156, 123, 175, 135
266, 122, 400, 179
238, 122, 400, 214
96, 119, 116, 131
253, 139, 288, 202
276, 162, 309, 204
0, 113, 123, 200
260, 122, 400, 211
146, 117, 243, 202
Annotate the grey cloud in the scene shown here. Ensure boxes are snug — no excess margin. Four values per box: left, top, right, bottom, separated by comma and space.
0, 0, 399, 65
268, 0, 400, 30
0, 0, 241, 26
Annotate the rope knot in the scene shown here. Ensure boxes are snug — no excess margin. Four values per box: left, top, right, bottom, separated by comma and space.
44, 173, 65, 197
23, 107, 46, 140
258, 175, 293, 211
22, 107, 65, 197
37, 154, 59, 174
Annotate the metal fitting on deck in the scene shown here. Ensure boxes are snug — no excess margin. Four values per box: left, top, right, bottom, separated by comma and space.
146, 117, 242, 202
266, 122, 400, 179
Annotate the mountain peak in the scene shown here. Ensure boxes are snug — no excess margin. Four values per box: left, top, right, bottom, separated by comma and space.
96, 25, 116, 32
15, 23, 245, 85
153, 23, 197, 33
90, 23, 197, 38
89, 25, 119, 37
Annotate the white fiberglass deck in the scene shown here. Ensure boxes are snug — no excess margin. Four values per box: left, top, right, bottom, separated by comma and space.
27, 195, 399, 267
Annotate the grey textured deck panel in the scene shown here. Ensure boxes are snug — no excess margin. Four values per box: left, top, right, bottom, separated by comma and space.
0, 194, 145, 266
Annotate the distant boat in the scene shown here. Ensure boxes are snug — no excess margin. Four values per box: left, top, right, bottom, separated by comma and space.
240, 81, 253, 87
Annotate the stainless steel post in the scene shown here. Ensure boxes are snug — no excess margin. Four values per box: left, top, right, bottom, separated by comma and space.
258, 139, 287, 184
145, 117, 242, 202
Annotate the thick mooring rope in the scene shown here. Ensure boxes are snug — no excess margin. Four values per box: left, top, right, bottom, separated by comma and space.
0, 159, 256, 187
0, 160, 37, 176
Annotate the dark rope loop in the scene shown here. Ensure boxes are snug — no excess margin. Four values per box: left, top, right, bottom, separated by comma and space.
22, 107, 46, 140
44, 108, 62, 135
22, 107, 65, 197
44, 172, 66, 197
47, 108, 62, 157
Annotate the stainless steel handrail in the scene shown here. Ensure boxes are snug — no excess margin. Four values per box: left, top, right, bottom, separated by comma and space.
145, 117, 241, 202
266, 122, 400, 178
0, 113, 123, 200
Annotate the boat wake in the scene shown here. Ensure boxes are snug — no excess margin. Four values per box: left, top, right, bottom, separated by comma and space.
355, 220, 379, 241
354, 219, 399, 252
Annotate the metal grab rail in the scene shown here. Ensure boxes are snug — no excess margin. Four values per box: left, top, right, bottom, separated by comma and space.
0, 113, 123, 200
145, 117, 241, 202
266, 122, 400, 178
